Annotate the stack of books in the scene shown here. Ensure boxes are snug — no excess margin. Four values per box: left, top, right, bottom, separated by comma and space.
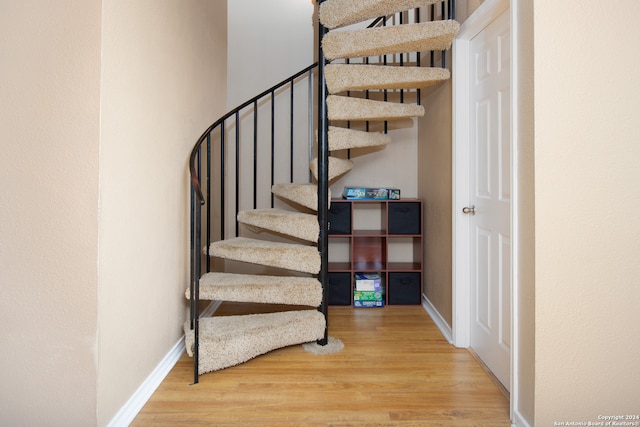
353, 273, 384, 308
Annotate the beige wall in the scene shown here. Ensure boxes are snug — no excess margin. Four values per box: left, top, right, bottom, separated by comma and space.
225, 0, 316, 226
0, 1, 226, 425
331, 120, 421, 199
418, 75, 454, 323
97, 1, 226, 425
0, 1, 102, 425
534, 0, 640, 423
418, 1, 484, 327
514, 0, 535, 423
227, 0, 315, 107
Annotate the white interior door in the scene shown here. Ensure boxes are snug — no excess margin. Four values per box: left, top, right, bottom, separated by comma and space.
466, 8, 511, 391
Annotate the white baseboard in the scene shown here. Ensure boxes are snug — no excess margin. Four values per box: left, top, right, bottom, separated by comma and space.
421, 294, 453, 344
107, 300, 222, 426
107, 338, 185, 427
512, 409, 532, 427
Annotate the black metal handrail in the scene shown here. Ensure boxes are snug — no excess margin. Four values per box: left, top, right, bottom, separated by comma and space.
189, 62, 318, 206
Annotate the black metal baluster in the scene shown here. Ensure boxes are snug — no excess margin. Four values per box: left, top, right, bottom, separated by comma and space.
290, 80, 295, 183
346, 57, 351, 131
383, 16, 388, 134
308, 68, 314, 183
235, 112, 240, 238
430, 4, 435, 67
253, 100, 258, 210
366, 56, 370, 133
317, 0, 329, 346
220, 122, 226, 242
192, 148, 202, 385
400, 11, 404, 104
270, 91, 276, 208
189, 189, 195, 331
441, 1, 446, 68
416, 8, 421, 106
206, 133, 211, 272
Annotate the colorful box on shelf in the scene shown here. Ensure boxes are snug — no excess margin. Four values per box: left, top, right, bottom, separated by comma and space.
354, 273, 382, 291
354, 290, 384, 301
354, 299, 385, 308
343, 186, 400, 200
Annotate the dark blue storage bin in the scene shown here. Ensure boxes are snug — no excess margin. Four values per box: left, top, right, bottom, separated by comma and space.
328, 272, 352, 305
388, 202, 421, 235
388, 272, 421, 305
328, 202, 351, 235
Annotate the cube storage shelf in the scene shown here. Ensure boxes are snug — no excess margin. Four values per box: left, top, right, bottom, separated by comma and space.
327, 199, 423, 306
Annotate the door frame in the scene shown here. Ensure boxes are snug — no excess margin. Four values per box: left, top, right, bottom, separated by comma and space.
452, 0, 520, 421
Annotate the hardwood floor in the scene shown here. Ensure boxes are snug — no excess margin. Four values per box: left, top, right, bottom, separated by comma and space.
132, 303, 510, 426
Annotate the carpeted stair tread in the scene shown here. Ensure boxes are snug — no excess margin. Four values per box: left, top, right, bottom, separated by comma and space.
191, 272, 322, 306
328, 126, 391, 151
322, 20, 460, 60
328, 95, 424, 122
320, 0, 445, 30
271, 183, 331, 212
184, 309, 326, 374
209, 237, 320, 274
238, 208, 319, 242
325, 64, 450, 94
310, 156, 354, 182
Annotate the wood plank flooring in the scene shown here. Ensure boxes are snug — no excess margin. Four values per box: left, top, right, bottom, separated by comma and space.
132, 303, 510, 426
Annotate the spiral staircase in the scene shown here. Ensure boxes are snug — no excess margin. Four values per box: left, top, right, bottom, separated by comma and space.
186, 0, 458, 382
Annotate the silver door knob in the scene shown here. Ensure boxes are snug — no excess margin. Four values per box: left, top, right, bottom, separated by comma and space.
462, 205, 475, 215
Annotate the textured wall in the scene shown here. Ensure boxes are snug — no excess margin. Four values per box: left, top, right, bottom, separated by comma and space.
534, 0, 640, 423
97, 1, 227, 424
0, 1, 102, 425
227, 0, 315, 107
514, 0, 535, 424
418, 75, 454, 324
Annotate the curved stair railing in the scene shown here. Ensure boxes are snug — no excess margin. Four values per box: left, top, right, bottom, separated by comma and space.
188, 0, 455, 384
188, 63, 318, 383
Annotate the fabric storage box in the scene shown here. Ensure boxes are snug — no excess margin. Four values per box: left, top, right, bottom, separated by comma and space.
354, 290, 384, 301
388, 272, 421, 305
388, 202, 421, 235
354, 299, 385, 308
328, 202, 351, 235
354, 272, 382, 291
343, 187, 400, 200
328, 272, 351, 305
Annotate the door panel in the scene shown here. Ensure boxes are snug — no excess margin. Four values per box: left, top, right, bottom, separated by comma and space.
499, 233, 511, 351
468, 8, 511, 391
475, 227, 492, 333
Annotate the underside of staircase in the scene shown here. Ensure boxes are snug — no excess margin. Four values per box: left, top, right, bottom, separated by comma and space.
186, 0, 458, 379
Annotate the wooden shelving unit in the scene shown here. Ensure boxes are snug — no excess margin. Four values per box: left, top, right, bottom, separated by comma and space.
327, 199, 423, 306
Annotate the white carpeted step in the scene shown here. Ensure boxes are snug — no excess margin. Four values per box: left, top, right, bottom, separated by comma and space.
310, 156, 354, 182
328, 95, 424, 122
190, 272, 322, 306
238, 208, 319, 242
209, 237, 320, 274
322, 20, 460, 61
272, 183, 332, 212
325, 64, 450, 94
184, 309, 326, 375
328, 126, 391, 151
320, 0, 445, 30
